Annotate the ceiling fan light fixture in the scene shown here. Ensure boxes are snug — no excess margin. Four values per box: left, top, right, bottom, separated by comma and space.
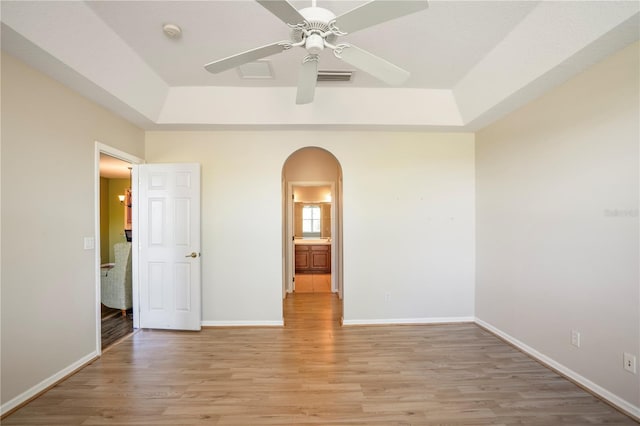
305, 33, 324, 54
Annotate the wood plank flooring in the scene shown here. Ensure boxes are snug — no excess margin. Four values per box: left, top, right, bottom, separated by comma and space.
3, 294, 637, 425
293, 273, 332, 293
101, 306, 134, 350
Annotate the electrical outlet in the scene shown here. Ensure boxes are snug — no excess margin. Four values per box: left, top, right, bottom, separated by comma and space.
384, 293, 390, 303
570, 330, 581, 348
623, 353, 637, 374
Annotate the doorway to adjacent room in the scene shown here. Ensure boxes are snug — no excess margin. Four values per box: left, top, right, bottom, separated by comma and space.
282, 147, 344, 323
95, 144, 142, 352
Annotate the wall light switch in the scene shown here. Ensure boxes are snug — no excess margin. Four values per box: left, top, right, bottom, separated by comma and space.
570, 330, 580, 348
83, 237, 95, 250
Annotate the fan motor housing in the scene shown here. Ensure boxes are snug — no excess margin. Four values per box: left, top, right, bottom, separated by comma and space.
290, 7, 338, 45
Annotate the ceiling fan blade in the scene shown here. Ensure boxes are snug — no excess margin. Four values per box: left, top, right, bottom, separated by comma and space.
332, 0, 428, 35
296, 55, 318, 105
256, 0, 306, 26
204, 41, 289, 74
335, 44, 409, 85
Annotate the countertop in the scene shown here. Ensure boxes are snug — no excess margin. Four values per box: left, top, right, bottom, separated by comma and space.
294, 239, 331, 245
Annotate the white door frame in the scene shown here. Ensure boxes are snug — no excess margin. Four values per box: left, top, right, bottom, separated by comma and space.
94, 142, 143, 355
284, 181, 338, 295
337, 175, 344, 300
282, 176, 290, 298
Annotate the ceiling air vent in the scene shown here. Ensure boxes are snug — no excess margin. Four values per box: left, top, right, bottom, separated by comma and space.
237, 61, 274, 79
317, 70, 353, 82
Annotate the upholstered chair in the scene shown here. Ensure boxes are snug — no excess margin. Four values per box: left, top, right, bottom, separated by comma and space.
101, 242, 132, 316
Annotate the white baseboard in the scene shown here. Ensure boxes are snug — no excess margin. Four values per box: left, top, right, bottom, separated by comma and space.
201, 320, 284, 327
1, 351, 98, 417
342, 316, 475, 326
475, 318, 640, 421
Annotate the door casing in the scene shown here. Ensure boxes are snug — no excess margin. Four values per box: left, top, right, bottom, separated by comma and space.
94, 142, 143, 355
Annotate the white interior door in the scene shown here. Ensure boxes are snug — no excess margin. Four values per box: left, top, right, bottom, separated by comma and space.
137, 163, 201, 330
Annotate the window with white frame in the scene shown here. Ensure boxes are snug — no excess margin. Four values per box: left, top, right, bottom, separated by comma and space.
302, 205, 321, 238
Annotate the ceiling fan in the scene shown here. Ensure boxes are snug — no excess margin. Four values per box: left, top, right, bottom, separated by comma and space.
204, 0, 429, 104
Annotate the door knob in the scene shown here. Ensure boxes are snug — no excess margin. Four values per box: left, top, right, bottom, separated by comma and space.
185, 252, 198, 258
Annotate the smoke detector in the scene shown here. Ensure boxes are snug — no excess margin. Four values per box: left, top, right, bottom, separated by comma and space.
162, 23, 182, 39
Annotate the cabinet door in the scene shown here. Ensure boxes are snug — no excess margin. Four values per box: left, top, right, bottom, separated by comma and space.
310, 246, 331, 273
310, 251, 329, 270
295, 246, 310, 271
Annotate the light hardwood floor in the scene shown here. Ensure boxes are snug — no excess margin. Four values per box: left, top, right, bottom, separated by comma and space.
293, 273, 332, 293
3, 293, 637, 424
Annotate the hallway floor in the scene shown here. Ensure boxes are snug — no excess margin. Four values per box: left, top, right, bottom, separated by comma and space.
293, 273, 331, 293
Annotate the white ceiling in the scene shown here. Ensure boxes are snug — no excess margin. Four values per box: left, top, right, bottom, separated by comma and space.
86, 1, 535, 88
1, 1, 638, 130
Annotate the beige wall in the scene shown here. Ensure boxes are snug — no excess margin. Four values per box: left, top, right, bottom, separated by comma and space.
99, 177, 109, 264
476, 42, 639, 408
107, 178, 129, 262
0, 52, 144, 408
145, 131, 476, 324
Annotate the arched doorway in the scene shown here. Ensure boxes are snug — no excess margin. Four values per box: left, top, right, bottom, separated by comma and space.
282, 147, 344, 322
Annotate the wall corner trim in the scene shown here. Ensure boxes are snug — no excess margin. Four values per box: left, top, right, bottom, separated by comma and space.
0, 351, 99, 418
475, 318, 640, 421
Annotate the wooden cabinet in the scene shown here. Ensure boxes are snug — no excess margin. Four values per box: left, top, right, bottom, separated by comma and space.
310, 247, 330, 272
295, 247, 311, 270
295, 244, 331, 273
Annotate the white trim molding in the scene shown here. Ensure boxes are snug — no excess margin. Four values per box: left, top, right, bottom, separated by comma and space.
475, 318, 640, 421
0, 351, 98, 417
342, 317, 475, 326
94, 142, 144, 358
201, 320, 284, 327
